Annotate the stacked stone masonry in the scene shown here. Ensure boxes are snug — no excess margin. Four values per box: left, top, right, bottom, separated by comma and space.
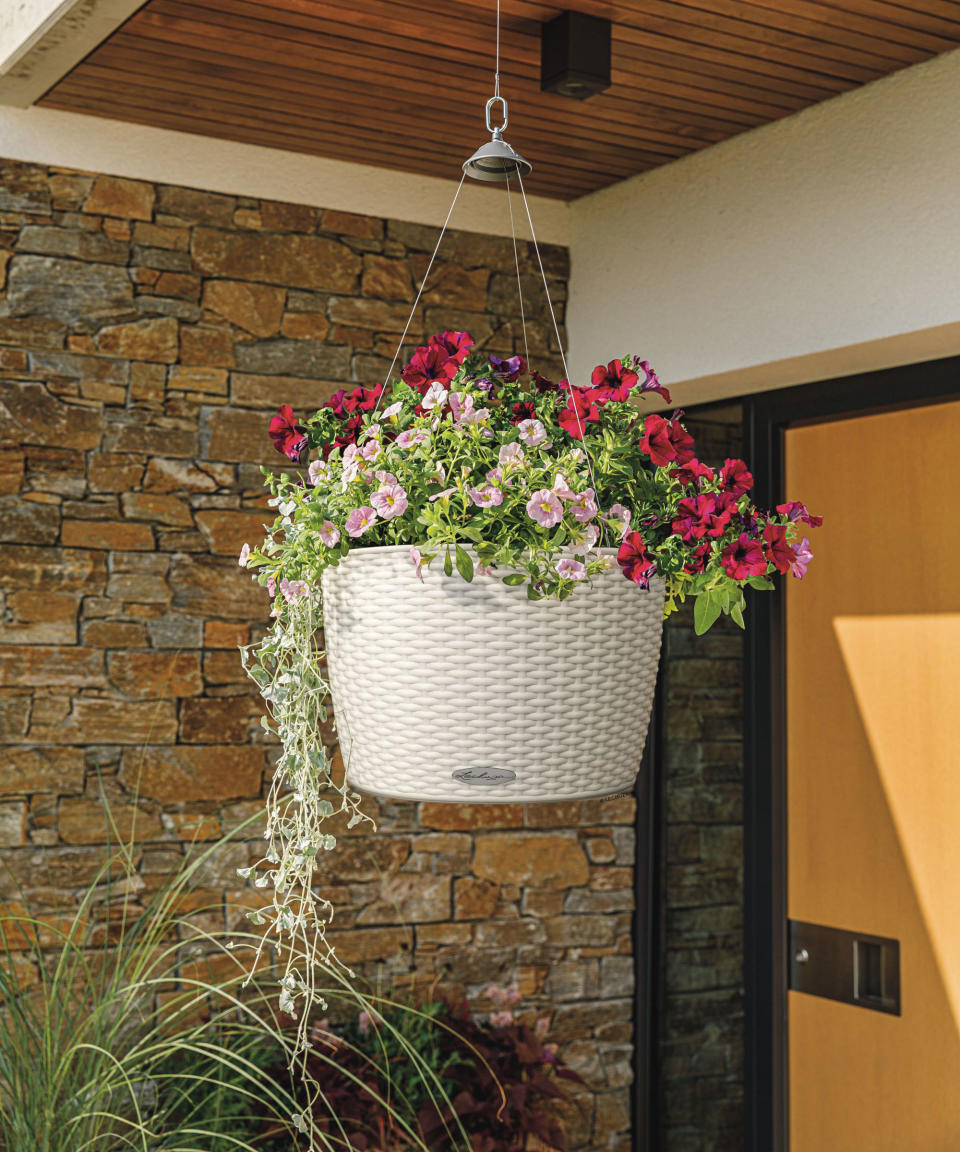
0, 158, 645, 1151
660, 411, 745, 1152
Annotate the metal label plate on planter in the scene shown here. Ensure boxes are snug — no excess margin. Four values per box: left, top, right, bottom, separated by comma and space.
452, 767, 516, 786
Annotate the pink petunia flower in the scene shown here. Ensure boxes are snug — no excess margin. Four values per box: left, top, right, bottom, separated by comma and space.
279, 577, 308, 603
381, 401, 403, 419
569, 488, 598, 523
360, 437, 381, 461
526, 489, 564, 528
307, 459, 329, 487
370, 482, 408, 519
318, 521, 340, 547
238, 543, 250, 568
556, 557, 587, 581
341, 443, 361, 485
266, 575, 276, 598
486, 466, 504, 485
345, 506, 378, 537
428, 487, 456, 502
468, 484, 503, 508
791, 536, 813, 579
422, 381, 449, 410
517, 418, 547, 447
410, 546, 425, 582
573, 523, 599, 552
606, 503, 632, 539
449, 391, 474, 422
498, 442, 525, 470
489, 1010, 515, 1029
396, 428, 428, 449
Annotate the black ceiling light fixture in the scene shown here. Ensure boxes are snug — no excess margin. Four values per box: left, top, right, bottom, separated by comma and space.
541, 10, 612, 100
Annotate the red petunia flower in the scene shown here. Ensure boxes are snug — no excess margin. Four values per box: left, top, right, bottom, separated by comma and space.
776, 500, 823, 528
617, 530, 657, 588
590, 359, 639, 403
720, 458, 754, 497
429, 330, 474, 364
268, 404, 307, 462
511, 400, 537, 424
721, 533, 768, 580
531, 369, 562, 394
672, 494, 734, 544
670, 458, 715, 488
402, 343, 457, 392
558, 387, 601, 440
762, 524, 794, 575
683, 540, 713, 574
638, 414, 696, 467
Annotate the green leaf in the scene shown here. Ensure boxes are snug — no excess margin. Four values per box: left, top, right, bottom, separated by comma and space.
694, 592, 722, 635
454, 544, 474, 582
526, 583, 543, 601
502, 572, 526, 586
747, 574, 775, 591
443, 546, 453, 577
731, 603, 745, 629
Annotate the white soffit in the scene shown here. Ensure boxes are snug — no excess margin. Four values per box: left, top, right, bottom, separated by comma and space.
0, 105, 570, 244
0, 0, 151, 108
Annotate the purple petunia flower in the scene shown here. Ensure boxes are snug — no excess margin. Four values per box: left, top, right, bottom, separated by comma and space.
791, 536, 813, 579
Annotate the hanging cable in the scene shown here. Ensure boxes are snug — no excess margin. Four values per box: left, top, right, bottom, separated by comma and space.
505, 172, 531, 370
371, 172, 467, 418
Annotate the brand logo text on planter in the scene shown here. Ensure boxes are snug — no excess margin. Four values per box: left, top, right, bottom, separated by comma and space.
452, 767, 517, 786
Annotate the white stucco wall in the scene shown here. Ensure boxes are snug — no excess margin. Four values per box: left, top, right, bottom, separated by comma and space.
0, 105, 569, 245
568, 47, 960, 404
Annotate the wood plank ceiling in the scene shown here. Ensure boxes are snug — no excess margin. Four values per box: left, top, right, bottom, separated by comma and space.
40, 0, 960, 200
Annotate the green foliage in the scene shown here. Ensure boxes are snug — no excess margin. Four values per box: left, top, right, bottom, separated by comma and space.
0, 819, 304, 1152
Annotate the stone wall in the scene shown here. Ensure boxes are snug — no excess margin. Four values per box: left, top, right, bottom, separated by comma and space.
0, 158, 637, 1150
659, 410, 745, 1152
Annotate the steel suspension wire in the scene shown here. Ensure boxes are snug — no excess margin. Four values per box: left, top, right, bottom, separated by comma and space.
504, 172, 531, 370
516, 169, 605, 524
371, 171, 467, 419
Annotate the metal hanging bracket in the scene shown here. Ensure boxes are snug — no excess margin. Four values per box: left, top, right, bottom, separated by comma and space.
463, 2, 532, 182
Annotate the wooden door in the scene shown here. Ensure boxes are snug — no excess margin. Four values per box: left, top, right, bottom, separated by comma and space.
785, 400, 960, 1150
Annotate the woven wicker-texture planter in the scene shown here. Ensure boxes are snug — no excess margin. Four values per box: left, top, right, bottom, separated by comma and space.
322, 546, 664, 803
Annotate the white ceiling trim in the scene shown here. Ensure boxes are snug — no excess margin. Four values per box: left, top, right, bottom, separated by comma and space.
0, 0, 151, 108
0, 105, 570, 244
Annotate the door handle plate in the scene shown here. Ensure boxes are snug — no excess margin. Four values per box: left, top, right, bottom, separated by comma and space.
788, 920, 901, 1015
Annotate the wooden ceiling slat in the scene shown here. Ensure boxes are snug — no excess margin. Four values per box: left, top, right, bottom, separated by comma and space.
135, 5, 767, 133
83, 50, 696, 169
671, 0, 954, 59
40, 0, 960, 201
94, 31, 732, 153
63, 58, 667, 185
45, 85, 595, 197
187, 0, 808, 119
375, 0, 885, 83
824, 0, 960, 35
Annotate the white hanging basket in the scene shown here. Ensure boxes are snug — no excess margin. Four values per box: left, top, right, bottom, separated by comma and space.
321, 545, 664, 804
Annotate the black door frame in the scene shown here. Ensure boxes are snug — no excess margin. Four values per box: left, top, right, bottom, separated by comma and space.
742, 354, 960, 1152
